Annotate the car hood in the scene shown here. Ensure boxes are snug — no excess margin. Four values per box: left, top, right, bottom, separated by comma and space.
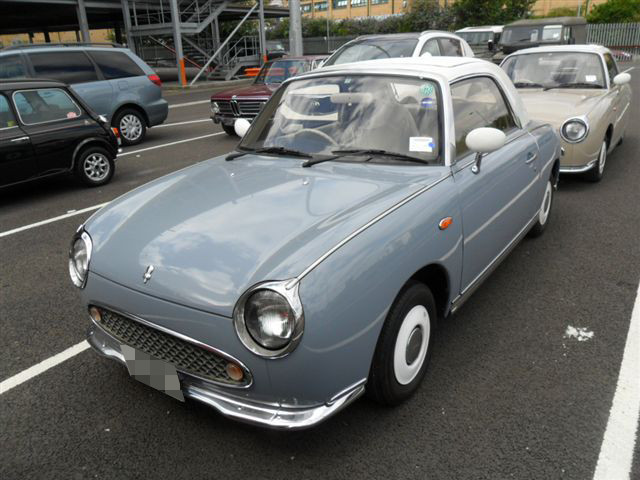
211, 83, 278, 100
517, 89, 606, 126
86, 156, 446, 317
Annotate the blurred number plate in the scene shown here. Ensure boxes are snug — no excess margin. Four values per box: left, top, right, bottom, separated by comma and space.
121, 345, 184, 402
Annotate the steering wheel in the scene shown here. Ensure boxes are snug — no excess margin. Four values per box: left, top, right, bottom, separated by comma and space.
292, 128, 337, 149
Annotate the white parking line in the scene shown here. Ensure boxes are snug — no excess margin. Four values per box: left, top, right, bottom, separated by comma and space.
0, 203, 108, 239
154, 118, 210, 128
0, 132, 227, 239
168, 99, 210, 109
0, 341, 89, 395
593, 282, 640, 480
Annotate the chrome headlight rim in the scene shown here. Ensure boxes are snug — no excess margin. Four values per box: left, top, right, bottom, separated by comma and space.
233, 280, 304, 359
68, 228, 92, 289
560, 117, 589, 144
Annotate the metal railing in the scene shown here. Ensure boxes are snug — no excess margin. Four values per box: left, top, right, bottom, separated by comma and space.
220, 36, 260, 67
587, 22, 640, 58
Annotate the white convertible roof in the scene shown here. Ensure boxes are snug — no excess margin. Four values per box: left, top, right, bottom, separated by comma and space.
456, 25, 503, 33
507, 44, 612, 56
306, 57, 530, 126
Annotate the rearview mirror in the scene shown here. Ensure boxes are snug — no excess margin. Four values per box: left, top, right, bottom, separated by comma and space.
234, 118, 251, 138
613, 72, 631, 86
465, 127, 506, 174
487, 39, 494, 52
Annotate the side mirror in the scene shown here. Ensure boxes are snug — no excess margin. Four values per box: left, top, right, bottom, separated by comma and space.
234, 118, 251, 137
465, 127, 506, 174
487, 39, 494, 52
613, 72, 631, 86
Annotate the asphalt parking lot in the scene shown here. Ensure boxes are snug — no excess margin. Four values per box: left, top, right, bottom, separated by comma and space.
1, 72, 639, 479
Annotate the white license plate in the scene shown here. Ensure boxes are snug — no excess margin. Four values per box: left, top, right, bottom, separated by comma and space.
121, 345, 184, 402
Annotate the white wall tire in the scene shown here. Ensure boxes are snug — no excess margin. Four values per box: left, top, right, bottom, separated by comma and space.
529, 177, 554, 238
586, 140, 607, 183
368, 282, 436, 405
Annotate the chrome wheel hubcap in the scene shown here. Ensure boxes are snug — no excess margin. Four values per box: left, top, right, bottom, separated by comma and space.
393, 305, 430, 385
120, 114, 143, 141
84, 153, 110, 181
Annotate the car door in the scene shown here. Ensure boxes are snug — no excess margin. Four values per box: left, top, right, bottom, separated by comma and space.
450, 76, 540, 293
25, 50, 114, 119
603, 53, 630, 145
0, 93, 37, 187
12, 87, 92, 175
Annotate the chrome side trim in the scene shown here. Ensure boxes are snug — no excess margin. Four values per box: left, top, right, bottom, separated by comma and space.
88, 324, 365, 430
89, 302, 253, 389
559, 159, 597, 173
452, 210, 539, 313
285, 173, 453, 290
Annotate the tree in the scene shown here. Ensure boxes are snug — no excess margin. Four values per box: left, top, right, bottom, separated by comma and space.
404, 0, 455, 32
587, 0, 640, 23
452, 0, 536, 29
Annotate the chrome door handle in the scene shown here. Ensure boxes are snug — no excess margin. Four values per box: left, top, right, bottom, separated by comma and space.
525, 152, 537, 164
10, 136, 29, 143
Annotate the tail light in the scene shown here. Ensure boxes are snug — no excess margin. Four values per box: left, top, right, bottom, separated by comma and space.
148, 74, 162, 87
111, 127, 120, 137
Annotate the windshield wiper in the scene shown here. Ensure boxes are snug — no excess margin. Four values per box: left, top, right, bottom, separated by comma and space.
543, 82, 604, 91
330, 149, 430, 165
514, 81, 544, 88
226, 146, 313, 161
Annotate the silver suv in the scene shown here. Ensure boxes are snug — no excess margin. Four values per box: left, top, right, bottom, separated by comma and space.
0, 43, 168, 145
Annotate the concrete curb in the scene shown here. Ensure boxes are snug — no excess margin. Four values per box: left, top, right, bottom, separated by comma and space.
162, 78, 253, 94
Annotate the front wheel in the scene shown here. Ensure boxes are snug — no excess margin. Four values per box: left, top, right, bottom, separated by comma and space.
367, 282, 436, 406
114, 109, 146, 146
585, 140, 607, 183
75, 147, 115, 187
529, 176, 554, 237
222, 123, 237, 136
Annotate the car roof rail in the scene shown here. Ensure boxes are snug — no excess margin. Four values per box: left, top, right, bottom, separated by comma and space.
1, 42, 124, 51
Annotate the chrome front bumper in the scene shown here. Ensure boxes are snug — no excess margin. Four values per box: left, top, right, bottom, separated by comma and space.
87, 323, 365, 430
559, 159, 597, 174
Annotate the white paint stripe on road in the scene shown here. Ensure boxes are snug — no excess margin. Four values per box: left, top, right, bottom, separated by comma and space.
593, 281, 640, 480
0, 341, 90, 395
154, 118, 210, 128
0, 132, 227, 239
119, 132, 224, 157
0, 203, 108, 239
168, 99, 209, 109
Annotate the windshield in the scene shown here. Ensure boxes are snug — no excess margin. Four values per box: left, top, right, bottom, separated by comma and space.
324, 38, 419, 66
255, 60, 311, 85
458, 31, 492, 45
239, 75, 441, 164
502, 52, 606, 89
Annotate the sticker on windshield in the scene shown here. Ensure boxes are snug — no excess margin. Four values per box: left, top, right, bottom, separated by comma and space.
420, 83, 434, 97
420, 97, 435, 108
409, 137, 434, 153
585, 75, 597, 83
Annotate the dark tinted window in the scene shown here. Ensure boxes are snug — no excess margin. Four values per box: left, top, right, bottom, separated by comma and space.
0, 54, 27, 79
27, 51, 98, 84
89, 51, 145, 79
438, 38, 463, 56
13, 88, 82, 125
451, 77, 516, 158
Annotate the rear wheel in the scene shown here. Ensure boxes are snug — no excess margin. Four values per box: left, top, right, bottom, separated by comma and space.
585, 140, 607, 183
222, 123, 237, 136
75, 146, 114, 187
368, 282, 436, 406
114, 108, 146, 146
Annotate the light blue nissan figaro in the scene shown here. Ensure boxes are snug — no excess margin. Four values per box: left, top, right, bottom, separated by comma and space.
70, 57, 561, 429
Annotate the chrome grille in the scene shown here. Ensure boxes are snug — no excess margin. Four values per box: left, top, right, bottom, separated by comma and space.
237, 100, 264, 116
216, 100, 234, 115
95, 307, 248, 386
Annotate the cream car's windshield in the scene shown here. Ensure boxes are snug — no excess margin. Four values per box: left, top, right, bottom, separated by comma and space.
239, 75, 441, 164
502, 52, 606, 90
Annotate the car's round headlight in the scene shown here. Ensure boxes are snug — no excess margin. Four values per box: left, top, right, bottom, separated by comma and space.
68, 230, 92, 288
234, 281, 304, 358
245, 290, 295, 350
211, 101, 220, 114
561, 119, 588, 143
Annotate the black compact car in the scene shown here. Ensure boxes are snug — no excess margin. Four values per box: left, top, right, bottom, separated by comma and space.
1, 79, 119, 189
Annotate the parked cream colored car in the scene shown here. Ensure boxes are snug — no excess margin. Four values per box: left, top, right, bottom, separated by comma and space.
501, 45, 632, 181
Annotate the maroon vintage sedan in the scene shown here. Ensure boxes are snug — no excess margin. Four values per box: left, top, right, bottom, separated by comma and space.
210, 56, 327, 136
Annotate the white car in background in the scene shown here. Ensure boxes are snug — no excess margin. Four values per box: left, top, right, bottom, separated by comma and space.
322, 31, 474, 67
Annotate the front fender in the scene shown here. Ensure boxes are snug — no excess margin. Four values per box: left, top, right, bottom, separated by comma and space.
265, 171, 462, 404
